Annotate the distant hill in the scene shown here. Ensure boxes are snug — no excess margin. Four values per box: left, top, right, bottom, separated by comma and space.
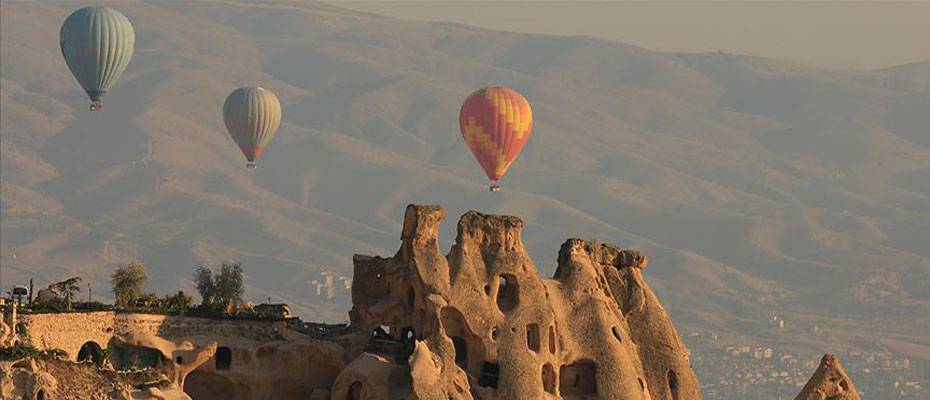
2, 1, 928, 357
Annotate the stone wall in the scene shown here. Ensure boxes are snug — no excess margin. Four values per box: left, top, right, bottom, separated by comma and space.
19, 312, 287, 361
19, 312, 116, 360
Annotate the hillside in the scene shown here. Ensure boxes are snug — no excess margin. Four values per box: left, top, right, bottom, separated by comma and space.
2, 0, 929, 365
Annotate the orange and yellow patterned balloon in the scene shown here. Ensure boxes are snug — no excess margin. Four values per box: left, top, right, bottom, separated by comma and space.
459, 86, 533, 191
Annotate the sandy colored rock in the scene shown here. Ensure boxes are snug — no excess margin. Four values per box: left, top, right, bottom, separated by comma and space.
342, 204, 702, 399
1, 355, 155, 400
331, 352, 411, 400
795, 354, 860, 400
1, 304, 16, 347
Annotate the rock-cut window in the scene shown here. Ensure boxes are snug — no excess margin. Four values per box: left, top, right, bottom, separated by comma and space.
216, 346, 232, 370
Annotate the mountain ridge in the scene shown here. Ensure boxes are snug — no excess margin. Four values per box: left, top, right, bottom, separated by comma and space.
2, 0, 928, 365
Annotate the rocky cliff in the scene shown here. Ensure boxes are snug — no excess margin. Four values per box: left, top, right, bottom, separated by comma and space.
339, 204, 702, 399
794, 354, 860, 400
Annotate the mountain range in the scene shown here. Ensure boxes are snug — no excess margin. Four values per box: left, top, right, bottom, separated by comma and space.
2, 0, 928, 361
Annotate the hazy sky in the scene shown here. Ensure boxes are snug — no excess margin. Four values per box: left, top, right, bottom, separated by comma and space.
336, 1, 930, 70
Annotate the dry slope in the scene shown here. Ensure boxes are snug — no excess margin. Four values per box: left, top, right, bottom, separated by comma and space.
1, 1, 928, 358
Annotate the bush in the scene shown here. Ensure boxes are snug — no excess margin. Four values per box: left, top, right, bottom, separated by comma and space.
134, 292, 160, 308
112, 261, 148, 308
28, 300, 112, 314
194, 262, 244, 312
162, 291, 193, 314
73, 301, 113, 312
29, 300, 69, 314
0, 344, 39, 361
185, 303, 227, 319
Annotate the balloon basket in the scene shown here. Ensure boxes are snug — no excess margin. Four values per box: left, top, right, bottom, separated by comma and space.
489, 184, 501, 192
246, 162, 257, 169
89, 102, 103, 112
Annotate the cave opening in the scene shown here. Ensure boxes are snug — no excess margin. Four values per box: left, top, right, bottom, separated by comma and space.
77, 341, 104, 366
373, 325, 392, 337
402, 327, 415, 341
560, 360, 597, 396
611, 326, 622, 343
548, 325, 557, 354
542, 363, 557, 394
440, 306, 486, 377
478, 362, 500, 388
347, 381, 363, 400
496, 274, 519, 312
451, 336, 468, 369
215, 346, 232, 370
526, 323, 540, 352
668, 370, 679, 399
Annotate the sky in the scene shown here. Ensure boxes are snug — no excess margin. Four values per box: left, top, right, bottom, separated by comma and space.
336, 1, 930, 70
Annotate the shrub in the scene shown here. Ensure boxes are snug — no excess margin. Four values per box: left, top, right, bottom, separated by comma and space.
162, 291, 193, 314
194, 262, 244, 311
0, 344, 39, 361
73, 301, 112, 312
29, 300, 69, 314
112, 261, 148, 308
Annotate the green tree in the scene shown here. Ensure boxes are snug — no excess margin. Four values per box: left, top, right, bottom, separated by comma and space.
111, 261, 148, 308
193, 265, 216, 305
193, 262, 244, 311
135, 292, 159, 308
162, 291, 193, 313
53, 277, 82, 310
215, 262, 244, 308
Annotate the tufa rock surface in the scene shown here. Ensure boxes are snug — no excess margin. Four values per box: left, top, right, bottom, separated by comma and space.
0, 334, 216, 400
795, 354, 860, 400
340, 204, 702, 399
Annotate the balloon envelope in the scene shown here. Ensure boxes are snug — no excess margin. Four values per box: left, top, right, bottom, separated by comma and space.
222, 87, 282, 168
459, 87, 533, 189
60, 6, 135, 110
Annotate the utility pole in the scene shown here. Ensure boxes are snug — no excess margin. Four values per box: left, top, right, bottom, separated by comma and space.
88, 283, 92, 303
28, 278, 34, 306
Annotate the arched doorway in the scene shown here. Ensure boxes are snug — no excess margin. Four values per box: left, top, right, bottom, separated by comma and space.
215, 346, 232, 370
347, 381, 363, 400
77, 341, 105, 366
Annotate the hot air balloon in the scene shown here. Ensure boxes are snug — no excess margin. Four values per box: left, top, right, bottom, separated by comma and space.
459, 86, 533, 191
222, 87, 282, 169
60, 6, 135, 111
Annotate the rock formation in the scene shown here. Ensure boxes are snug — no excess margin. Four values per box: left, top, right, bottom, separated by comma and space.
795, 354, 860, 400
1, 303, 17, 347
339, 205, 702, 399
0, 334, 216, 400
111, 332, 219, 398
1, 205, 868, 399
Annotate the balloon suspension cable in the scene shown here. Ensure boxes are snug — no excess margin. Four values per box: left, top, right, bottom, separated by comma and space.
246, 162, 257, 170
89, 101, 103, 112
